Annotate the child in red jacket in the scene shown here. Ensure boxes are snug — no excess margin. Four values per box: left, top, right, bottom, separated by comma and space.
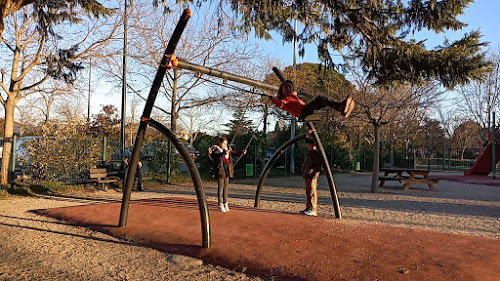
270, 80, 354, 121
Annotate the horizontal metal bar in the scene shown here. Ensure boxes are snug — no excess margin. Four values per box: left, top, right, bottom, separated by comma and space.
175, 60, 280, 92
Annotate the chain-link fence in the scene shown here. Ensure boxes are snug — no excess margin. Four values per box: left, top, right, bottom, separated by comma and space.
351, 146, 483, 172
0, 135, 202, 189
414, 147, 482, 172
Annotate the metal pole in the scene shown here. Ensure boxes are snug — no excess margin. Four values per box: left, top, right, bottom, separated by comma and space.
442, 143, 446, 172
102, 136, 107, 164
493, 112, 496, 180
253, 141, 257, 178
120, 9, 192, 228
88, 58, 91, 123
120, 0, 128, 157
175, 61, 279, 92
255, 134, 308, 206
290, 18, 298, 175
167, 141, 172, 183
307, 122, 342, 218
146, 118, 211, 248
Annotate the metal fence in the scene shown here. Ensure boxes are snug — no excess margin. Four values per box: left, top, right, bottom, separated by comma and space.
1, 136, 124, 188
0, 134, 491, 189
351, 146, 484, 172
414, 147, 483, 172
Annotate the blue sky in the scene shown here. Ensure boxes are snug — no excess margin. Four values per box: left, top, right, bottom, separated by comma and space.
89, 1, 499, 128
258, 0, 500, 66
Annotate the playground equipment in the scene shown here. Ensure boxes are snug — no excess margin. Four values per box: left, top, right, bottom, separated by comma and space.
119, 9, 342, 249
254, 67, 342, 219
465, 130, 500, 176
118, 9, 211, 249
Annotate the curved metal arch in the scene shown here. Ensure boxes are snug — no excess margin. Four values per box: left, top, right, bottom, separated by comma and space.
146, 119, 211, 247
118, 9, 212, 248
120, 119, 211, 248
254, 133, 307, 207
306, 122, 342, 219
254, 123, 342, 219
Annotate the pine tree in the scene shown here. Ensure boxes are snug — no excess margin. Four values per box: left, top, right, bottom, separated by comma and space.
181, 0, 489, 88
0, 0, 112, 39
224, 109, 255, 138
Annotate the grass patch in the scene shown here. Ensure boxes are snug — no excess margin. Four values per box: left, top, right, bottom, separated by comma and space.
0, 181, 89, 197
33, 181, 86, 192
150, 173, 197, 184
0, 188, 9, 198
6, 186, 33, 196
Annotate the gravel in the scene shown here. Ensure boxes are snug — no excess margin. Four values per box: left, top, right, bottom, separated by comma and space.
0, 172, 498, 280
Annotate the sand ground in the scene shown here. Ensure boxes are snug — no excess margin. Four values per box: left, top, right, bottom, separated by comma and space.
0, 172, 498, 280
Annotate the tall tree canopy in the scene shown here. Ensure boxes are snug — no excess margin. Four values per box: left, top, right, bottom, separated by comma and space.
0, 0, 112, 39
176, 0, 489, 87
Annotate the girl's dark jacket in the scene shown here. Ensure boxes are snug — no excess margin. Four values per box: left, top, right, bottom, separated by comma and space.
210, 145, 244, 178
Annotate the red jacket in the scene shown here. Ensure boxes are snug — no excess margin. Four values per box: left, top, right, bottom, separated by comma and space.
270, 92, 305, 118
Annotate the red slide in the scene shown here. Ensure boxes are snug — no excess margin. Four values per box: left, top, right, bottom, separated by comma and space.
465, 133, 500, 175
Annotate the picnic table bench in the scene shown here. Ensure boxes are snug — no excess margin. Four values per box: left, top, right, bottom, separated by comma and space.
89, 168, 122, 190
378, 167, 438, 191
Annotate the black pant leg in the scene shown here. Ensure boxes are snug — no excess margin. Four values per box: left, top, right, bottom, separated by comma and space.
136, 169, 144, 190
300, 96, 342, 119
222, 177, 229, 204
217, 177, 224, 204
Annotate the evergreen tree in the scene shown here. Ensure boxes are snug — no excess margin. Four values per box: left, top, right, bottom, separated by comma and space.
178, 0, 489, 87
224, 109, 255, 139
0, 0, 112, 39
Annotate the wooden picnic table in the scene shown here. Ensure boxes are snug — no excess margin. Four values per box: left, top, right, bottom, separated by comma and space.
378, 167, 438, 191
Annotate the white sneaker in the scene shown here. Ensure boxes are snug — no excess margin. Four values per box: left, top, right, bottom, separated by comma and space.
218, 203, 227, 212
224, 203, 229, 212
303, 209, 317, 216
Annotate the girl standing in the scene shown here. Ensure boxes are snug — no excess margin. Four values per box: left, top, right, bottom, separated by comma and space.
209, 137, 247, 212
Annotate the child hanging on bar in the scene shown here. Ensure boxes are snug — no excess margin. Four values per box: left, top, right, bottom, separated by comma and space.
270, 80, 355, 121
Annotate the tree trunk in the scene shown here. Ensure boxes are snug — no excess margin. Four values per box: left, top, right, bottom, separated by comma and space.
0, 0, 36, 38
263, 103, 269, 136
1, 101, 16, 185
370, 123, 381, 193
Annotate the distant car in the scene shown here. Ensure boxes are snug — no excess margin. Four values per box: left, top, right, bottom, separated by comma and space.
265, 147, 276, 163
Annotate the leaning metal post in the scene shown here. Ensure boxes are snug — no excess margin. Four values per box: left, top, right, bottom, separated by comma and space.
117, 9, 215, 248
493, 112, 496, 180
145, 118, 210, 248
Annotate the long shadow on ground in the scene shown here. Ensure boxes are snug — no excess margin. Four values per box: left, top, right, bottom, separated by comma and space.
36, 197, 500, 281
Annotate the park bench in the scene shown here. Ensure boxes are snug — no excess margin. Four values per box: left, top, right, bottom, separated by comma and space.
378, 167, 439, 191
378, 175, 408, 187
400, 177, 439, 191
89, 168, 122, 190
